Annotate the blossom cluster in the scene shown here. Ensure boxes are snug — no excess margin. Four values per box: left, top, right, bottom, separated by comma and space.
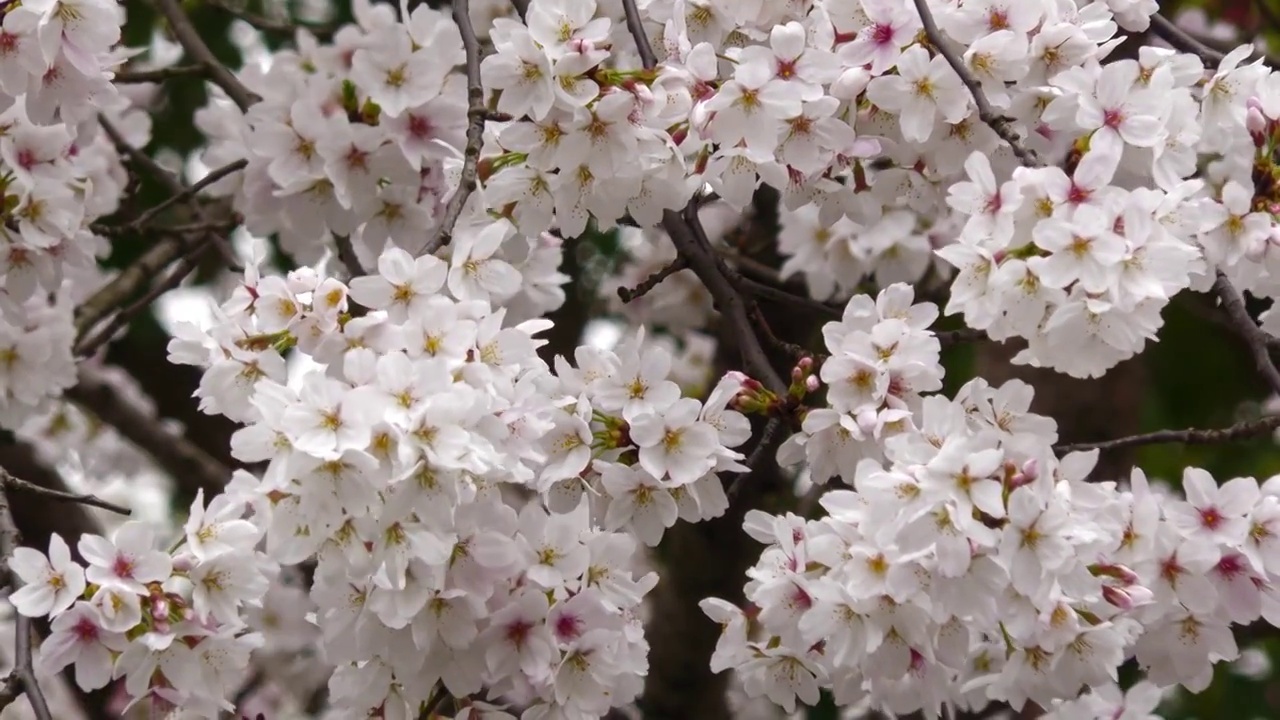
12, 0, 1280, 716
705, 286, 1280, 716
8, 496, 270, 716
44, 226, 754, 718
0, 0, 143, 424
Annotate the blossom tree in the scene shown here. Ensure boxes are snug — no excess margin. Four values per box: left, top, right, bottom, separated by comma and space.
3, 0, 1280, 718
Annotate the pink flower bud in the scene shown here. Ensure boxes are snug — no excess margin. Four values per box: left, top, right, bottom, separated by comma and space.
1247, 105, 1268, 145
1102, 585, 1133, 610
805, 376, 820, 392
1020, 458, 1038, 482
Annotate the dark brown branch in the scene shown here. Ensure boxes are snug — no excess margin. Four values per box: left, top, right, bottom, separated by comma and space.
75, 235, 199, 340
334, 235, 366, 279
0, 470, 130, 516
1055, 414, 1280, 454
912, 0, 1040, 167
510, 0, 529, 20
0, 444, 114, 720
74, 242, 215, 359
112, 65, 205, 84
621, 0, 656, 69
937, 327, 989, 347
0, 486, 52, 720
125, 159, 248, 232
617, 259, 686, 303
204, 0, 336, 37
661, 207, 786, 393
150, 0, 260, 111
1213, 272, 1280, 397
100, 117, 241, 270
421, 0, 485, 254
738, 277, 840, 318
1148, 13, 1226, 65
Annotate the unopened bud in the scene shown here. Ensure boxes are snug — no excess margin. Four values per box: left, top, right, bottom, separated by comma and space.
1091, 562, 1140, 585
805, 376, 820, 392
1247, 105, 1269, 146
1102, 585, 1134, 610
1020, 458, 1038, 481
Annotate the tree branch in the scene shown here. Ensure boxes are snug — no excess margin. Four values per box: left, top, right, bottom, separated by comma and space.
912, 0, 1040, 167
149, 0, 260, 111
333, 234, 367, 279
0, 470, 130, 516
662, 208, 786, 394
421, 0, 485, 255
0, 486, 53, 720
125, 159, 248, 232
1148, 13, 1226, 65
74, 233, 210, 347
74, 240, 217, 358
1213, 272, 1280, 397
617, 258, 686, 303
621, 0, 656, 69
1055, 414, 1280, 454
204, 0, 336, 38
112, 65, 205, 84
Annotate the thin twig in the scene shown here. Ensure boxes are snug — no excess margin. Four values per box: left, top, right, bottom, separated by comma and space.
911, 0, 1040, 167
0, 470, 130, 515
126, 159, 248, 232
333, 235, 366, 279
0, 487, 52, 720
617, 258, 686, 303
937, 327, 989, 347
149, 0, 260, 111
1148, 13, 1226, 65
1213, 272, 1280, 397
728, 416, 787, 498
74, 239, 215, 358
662, 207, 786, 393
74, 233, 204, 341
112, 65, 205, 84
204, 0, 336, 37
738, 277, 841, 317
421, 0, 485, 255
1055, 414, 1280, 454
101, 117, 242, 271
621, 0, 656, 69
